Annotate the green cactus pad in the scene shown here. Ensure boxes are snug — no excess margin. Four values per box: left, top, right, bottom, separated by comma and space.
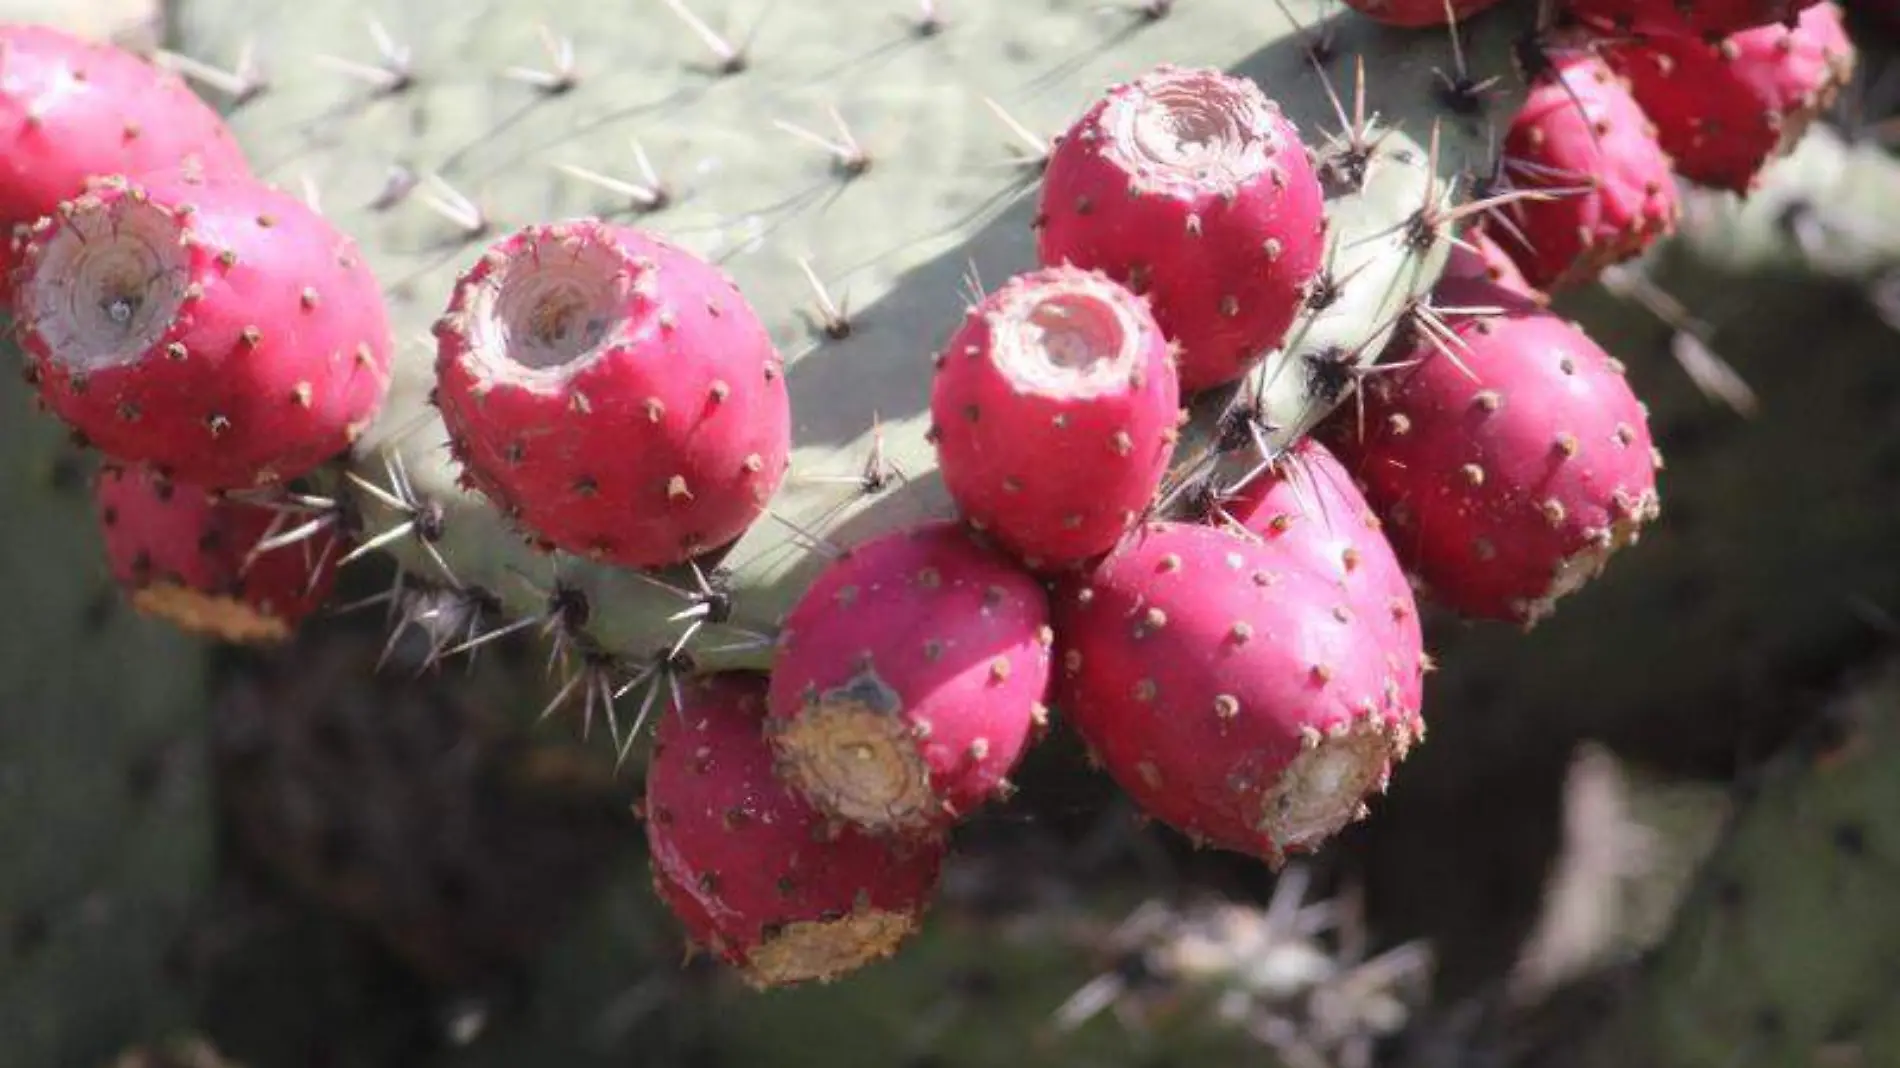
0, 354, 216, 1065
172, 0, 1535, 685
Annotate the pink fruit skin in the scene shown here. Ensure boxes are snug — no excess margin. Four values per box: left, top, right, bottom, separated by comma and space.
1608, 2, 1854, 193
18, 173, 394, 490
929, 265, 1181, 568
1492, 52, 1680, 292
1443, 228, 1543, 301
645, 672, 945, 988
766, 522, 1054, 835
1224, 438, 1428, 719
1052, 521, 1423, 865
1339, 0, 1509, 26
0, 25, 249, 303
1564, 0, 1823, 37
434, 221, 790, 570
1034, 65, 1326, 394
95, 462, 346, 642
1319, 275, 1663, 626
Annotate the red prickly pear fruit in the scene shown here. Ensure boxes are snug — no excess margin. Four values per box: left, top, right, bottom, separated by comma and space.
1607, 2, 1854, 194
1444, 229, 1544, 302
1053, 521, 1423, 865
929, 265, 1181, 568
646, 673, 945, 988
433, 220, 790, 570
1563, 0, 1822, 38
0, 25, 250, 303
93, 462, 347, 643
1223, 438, 1429, 719
16, 173, 394, 491
1318, 276, 1663, 627
1033, 65, 1326, 395
765, 522, 1054, 836
1337, 0, 1509, 27
1489, 51, 1680, 293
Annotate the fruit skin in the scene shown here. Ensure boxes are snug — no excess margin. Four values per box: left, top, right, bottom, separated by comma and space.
1563, 0, 1823, 38
1490, 51, 1680, 292
1339, 0, 1509, 27
1318, 275, 1663, 627
94, 462, 346, 644
929, 265, 1180, 568
644, 672, 946, 989
0, 24, 249, 302
433, 220, 790, 570
765, 521, 1054, 836
1052, 521, 1422, 866
1034, 64, 1326, 395
1607, 1, 1854, 194
1444, 228, 1544, 301
16, 172, 394, 491
1223, 437, 1428, 719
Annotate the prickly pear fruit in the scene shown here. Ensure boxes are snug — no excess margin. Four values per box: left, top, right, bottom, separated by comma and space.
1608, 1, 1854, 194
929, 265, 1180, 568
1444, 229, 1542, 301
1339, 0, 1509, 27
645, 672, 945, 988
766, 522, 1054, 837
1053, 521, 1422, 866
16, 172, 393, 490
432, 220, 790, 570
1034, 65, 1326, 394
0, 25, 249, 301
1563, 0, 1823, 38
1223, 438, 1428, 718
1489, 51, 1680, 292
1319, 275, 1663, 627
93, 462, 345, 644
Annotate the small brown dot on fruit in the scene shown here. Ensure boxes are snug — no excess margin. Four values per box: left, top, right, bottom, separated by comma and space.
1133, 678, 1158, 702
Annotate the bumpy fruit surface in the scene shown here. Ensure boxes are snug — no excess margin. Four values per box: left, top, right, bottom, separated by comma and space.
1563, 0, 1823, 38
1443, 229, 1542, 300
929, 265, 1180, 568
432, 220, 791, 569
766, 522, 1054, 836
17, 173, 393, 490
645, 672, 945, 988
1339, 0, 1509, 27
1608, 1, 1854, 193
0, 25, 249, 300
1035, 65, 1326, 394
1490, 51, 1680, 291
94, 462, 345, 643
1053, 521, 1422, 866
1320, 275, 1663, 626
1224, 438, 1428, 718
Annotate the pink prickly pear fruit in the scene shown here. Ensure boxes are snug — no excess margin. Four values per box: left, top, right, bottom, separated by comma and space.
1443, 229, 1544, 302
1607, 2, 1854, 194
1053, 521, 1423, 865
93, 462, 347, 644
1318, 275, 1663, 627
765, 522, 1055, 837
1490, 51, 1680, 292
0, 25, 250, 303
645, 672, 945, 988
1563, 0, 1823, 38
16, 172, 394, 491
929, 265, 1181, 568
1033, 65, 1326, 395
433, 220, 790, 569
1223, 438, 1429, 719
1338, 0, 1509, 27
